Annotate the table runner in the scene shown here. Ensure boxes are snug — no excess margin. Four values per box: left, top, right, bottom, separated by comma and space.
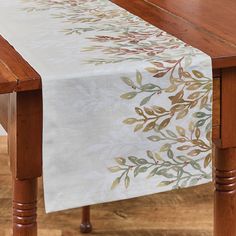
0, 0, 212, 213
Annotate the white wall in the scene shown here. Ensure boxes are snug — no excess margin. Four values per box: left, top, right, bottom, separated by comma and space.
0, 125, 6, 135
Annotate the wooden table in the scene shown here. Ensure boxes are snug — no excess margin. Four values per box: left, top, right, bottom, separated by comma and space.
0, 0, 235, 235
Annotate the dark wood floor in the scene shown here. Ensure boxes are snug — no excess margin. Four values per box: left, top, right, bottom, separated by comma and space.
0, 136, 213, 236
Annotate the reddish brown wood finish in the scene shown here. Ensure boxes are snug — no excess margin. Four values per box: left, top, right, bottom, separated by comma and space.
13, 178, 38, 236
215, 148, 236, 236
8, 90, 42, 236
146, 0, 236, 47
80, 206, 92, 234
0, 94, 9, 131
0, 36, 41, 94
0, 62, 17, 94
220, 68, 236, 148
212, 68, 236, 236
9, 90, 42, 179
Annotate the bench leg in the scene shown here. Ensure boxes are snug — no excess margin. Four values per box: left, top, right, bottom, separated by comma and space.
80, 206, 92, 233
214, 148, 236, 236
13, 178, 38, 236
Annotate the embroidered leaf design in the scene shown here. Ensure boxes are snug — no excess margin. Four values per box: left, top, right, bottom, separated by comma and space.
123, 118, 137, 125
188, 149, 201, 156
176, 126, 185, 136
204, 153, 212, 168
190, 161, 201, 170
206, 131, 212, 141
143, 121, 156, 132
166, 130, 177, 138
177, 138, 187, 143
195, 128, 201, 139
144, 107, 155, 115
147, 167, 158, 178
134, 123, 144, 132
182, 71, 191, 78
136, 70, 142, 85
147, 136, 162, 142
145, 67, 158, 74
192, 70, 204, 78
167, 149, 174, 159
128, 156, 139, 164
192, 140, 208, 149
115, 157, 126, 165
111, 177, 121, 190
160, 144, 171, 152
134, 166, 148, 177
188, 92, 200, 99
165, 84, 177, 93
189, 121, 195, 132
157, 181, 173, 187
153, 62, 164, 67
187, 83, 202, 90
193, 112, 208, 118
121, 76, 135, 87
200, 96, 208, 109
135, 107, 144, 115
154, 71, 167, 78
196, 119, 206, 127
176, 156, 191, 162
152, 106, 166, 113
169, 90, 184, 104
171, 104, 185, 113
146, 150, 154, 159
204, 83, 212, 90
121, 92, 137, 99
178, 67, 184, 77
140, 95, 152, 106
176, 109, 188, 119
138, 159, 148, 164
141, 83, 157, 90
125, 176, 130, 188
155, 153, 163, 161
108, 166, 122, 173
159, 118, 171, 130
177, 145, 191, 151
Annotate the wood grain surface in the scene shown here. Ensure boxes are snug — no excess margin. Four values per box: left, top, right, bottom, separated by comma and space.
146, 0, 236, 46
0, 136, 213, 236
0, 94, 9, 131
0, 36, 41, 94
112, 0, 236, 68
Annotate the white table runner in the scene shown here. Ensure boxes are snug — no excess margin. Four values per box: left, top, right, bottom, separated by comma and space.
0, 0, 212, 213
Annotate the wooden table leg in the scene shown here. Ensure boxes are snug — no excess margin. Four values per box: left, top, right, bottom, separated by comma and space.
8, 90, 42, 236
80, 206, 92, 233
13, 179, 38, 236
214, 67, 236, 236
214, 148, 236, 236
